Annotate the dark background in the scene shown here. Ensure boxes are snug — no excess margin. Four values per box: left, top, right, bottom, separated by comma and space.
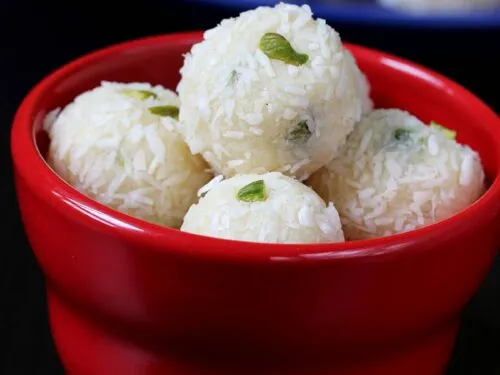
1, 1, 499, 374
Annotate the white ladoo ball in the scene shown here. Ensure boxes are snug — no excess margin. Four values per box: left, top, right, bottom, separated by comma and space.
308, 109, 485, 240
181, 172, 345, 244
377, 0, 500, 13
177, 3, 364, 181
44, 81, 213, 228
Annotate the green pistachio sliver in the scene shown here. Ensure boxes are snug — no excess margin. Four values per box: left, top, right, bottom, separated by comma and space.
394, 128, 414, 141
287, 121, 312, 143
228, 70, 240, 85
237, 180, 267, 203
430, 121, 456, 140
148, 105, 180, 120
116, 153, 124, 167
122, 89, 158, 100
259, 33, 309, 66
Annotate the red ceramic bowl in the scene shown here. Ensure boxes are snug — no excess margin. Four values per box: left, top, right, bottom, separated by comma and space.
11, 31, 500, 375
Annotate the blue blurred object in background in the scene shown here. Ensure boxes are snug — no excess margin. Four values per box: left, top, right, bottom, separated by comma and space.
185, 0, 500, 29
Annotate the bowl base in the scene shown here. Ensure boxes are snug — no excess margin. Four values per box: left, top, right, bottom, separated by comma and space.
48, 291, 458, 375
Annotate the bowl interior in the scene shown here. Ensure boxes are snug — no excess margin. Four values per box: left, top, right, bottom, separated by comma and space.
19, 31, 500, 257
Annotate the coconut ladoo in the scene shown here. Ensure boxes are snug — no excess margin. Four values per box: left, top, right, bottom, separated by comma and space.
177, 3, 365, 181
181, 172, 345, 244
44, 81, 212, 228
308, 109, 485, 240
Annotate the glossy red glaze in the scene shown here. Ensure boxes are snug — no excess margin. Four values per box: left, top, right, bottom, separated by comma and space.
11, 32, 500, 375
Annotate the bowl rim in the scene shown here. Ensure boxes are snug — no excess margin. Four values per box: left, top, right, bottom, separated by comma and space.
11, 31, 500, 263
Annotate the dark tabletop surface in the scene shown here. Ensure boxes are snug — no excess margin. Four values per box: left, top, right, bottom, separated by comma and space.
1, 1, 499, 374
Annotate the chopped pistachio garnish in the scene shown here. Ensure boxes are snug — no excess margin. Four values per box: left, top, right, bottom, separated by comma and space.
430, 121, 456, 140
418, 136, 427, 143
229, 70, 240, 85
116, 153, 124, 167
122, 89, 158, 100
259, 33, 309, 66
237, 180, 267, 202
394, 128, 413, 141
148, 105, 179, 119
287, 121, 312, 143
